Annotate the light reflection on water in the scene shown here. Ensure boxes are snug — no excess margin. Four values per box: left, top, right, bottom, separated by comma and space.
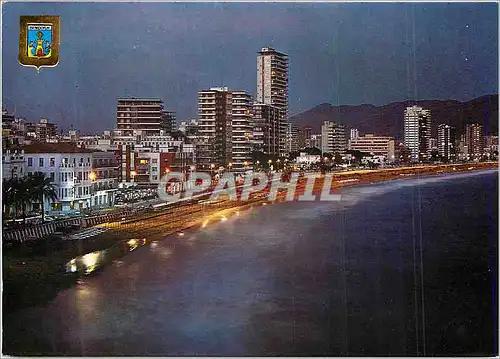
65, 238, 148, 275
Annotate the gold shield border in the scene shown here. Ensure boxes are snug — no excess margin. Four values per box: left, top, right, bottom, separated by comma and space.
19, 15, 60, 71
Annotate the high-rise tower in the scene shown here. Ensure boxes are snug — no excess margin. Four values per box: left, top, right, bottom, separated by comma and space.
257, 47, 288, 155
404, 105, 431, 162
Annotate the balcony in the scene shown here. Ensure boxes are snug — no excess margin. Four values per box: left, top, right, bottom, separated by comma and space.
59, 163, 92, 168
92, 163, 119, 169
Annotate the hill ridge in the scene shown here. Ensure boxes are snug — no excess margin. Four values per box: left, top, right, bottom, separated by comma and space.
290, 94, 498, 138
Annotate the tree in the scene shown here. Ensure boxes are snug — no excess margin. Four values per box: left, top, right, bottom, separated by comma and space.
302, 147, 321, 155
3, 177, 32, 224
333, 152, 343, 165
3, 178, 15, 223
287, 151, 300, 162
345, 149, 370, 164
28, 172, 58, 223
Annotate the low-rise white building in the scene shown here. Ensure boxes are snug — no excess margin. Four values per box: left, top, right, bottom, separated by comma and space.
18, 143, 118, 212
295, 153, 321, 165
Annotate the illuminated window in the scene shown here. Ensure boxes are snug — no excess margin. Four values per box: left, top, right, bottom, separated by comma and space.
139, 159, 148, 164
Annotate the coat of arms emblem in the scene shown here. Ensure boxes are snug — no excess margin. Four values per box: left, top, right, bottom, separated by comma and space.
19, 15, 60, 72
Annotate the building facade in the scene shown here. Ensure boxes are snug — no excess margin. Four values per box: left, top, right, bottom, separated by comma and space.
11, 143, 119, 212
348, 134, 396, 162
286, 123, 299, 153
161, 110, 176, 135
231, 91, 253, 173
350, 128, 359, 140
321, 121, 347, 154
36, 118, 58, 142
404, 105, 431, 162
116, 98, 165, 136
485, 135, 499, 157
465, 123, 485, 159
309, 134, 322, 150
2, 149, 27, 180
252, 103, 281, 157
197, 88, 233, 170
256, 47, 289, 155
437, 124, 456, 161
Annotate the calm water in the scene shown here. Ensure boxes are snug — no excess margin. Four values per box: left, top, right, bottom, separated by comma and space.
4, 170, 498, 356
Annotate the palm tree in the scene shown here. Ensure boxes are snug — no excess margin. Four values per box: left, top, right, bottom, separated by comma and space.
3, 178, 15, 223
4, 177, 32, 224
28, 172, 58, 223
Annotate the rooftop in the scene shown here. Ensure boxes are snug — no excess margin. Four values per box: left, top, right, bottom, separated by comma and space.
117, 98, 163, 102
13, 142, 98, 154
259, 47, 288, 57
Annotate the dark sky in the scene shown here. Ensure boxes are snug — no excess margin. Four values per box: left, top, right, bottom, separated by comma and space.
2, 2, 498, 133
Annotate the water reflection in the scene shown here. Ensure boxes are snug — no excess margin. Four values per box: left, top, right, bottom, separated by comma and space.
65, 238, 148, 275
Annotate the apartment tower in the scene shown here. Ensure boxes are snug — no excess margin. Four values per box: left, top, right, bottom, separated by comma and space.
465, 123, 485, 159
437, 124, 456, 161
197, 88, 232, 169
231, 91, 253, 172
116, 98, 165, 137
403, 105, 431, 162
257, 47, 289, 155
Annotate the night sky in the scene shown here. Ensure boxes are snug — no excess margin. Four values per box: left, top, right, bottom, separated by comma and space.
2, 2, 498, 133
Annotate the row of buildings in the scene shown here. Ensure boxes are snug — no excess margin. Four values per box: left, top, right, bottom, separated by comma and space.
2, 46, 291, 213
2, 44, 497, 214
281, 105, 496, 164
403, 105, 495, 162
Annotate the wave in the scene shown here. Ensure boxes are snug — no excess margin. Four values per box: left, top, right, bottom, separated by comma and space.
337, 168, 498, 208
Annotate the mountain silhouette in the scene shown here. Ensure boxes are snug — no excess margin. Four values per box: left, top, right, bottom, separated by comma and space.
290, 94, 498, 139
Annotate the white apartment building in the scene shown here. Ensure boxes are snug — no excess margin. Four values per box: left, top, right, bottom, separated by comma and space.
19, 143, 118, 212
404, 105, 431, 162
350, 128, 359, 140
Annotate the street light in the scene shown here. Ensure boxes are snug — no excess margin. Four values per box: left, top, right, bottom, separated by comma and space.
89, 171, 96, 209
210, 163, 215, 179
228, 162, 232, 173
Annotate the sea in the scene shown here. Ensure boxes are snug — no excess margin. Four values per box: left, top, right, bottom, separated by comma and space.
3, 169, 498, 356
